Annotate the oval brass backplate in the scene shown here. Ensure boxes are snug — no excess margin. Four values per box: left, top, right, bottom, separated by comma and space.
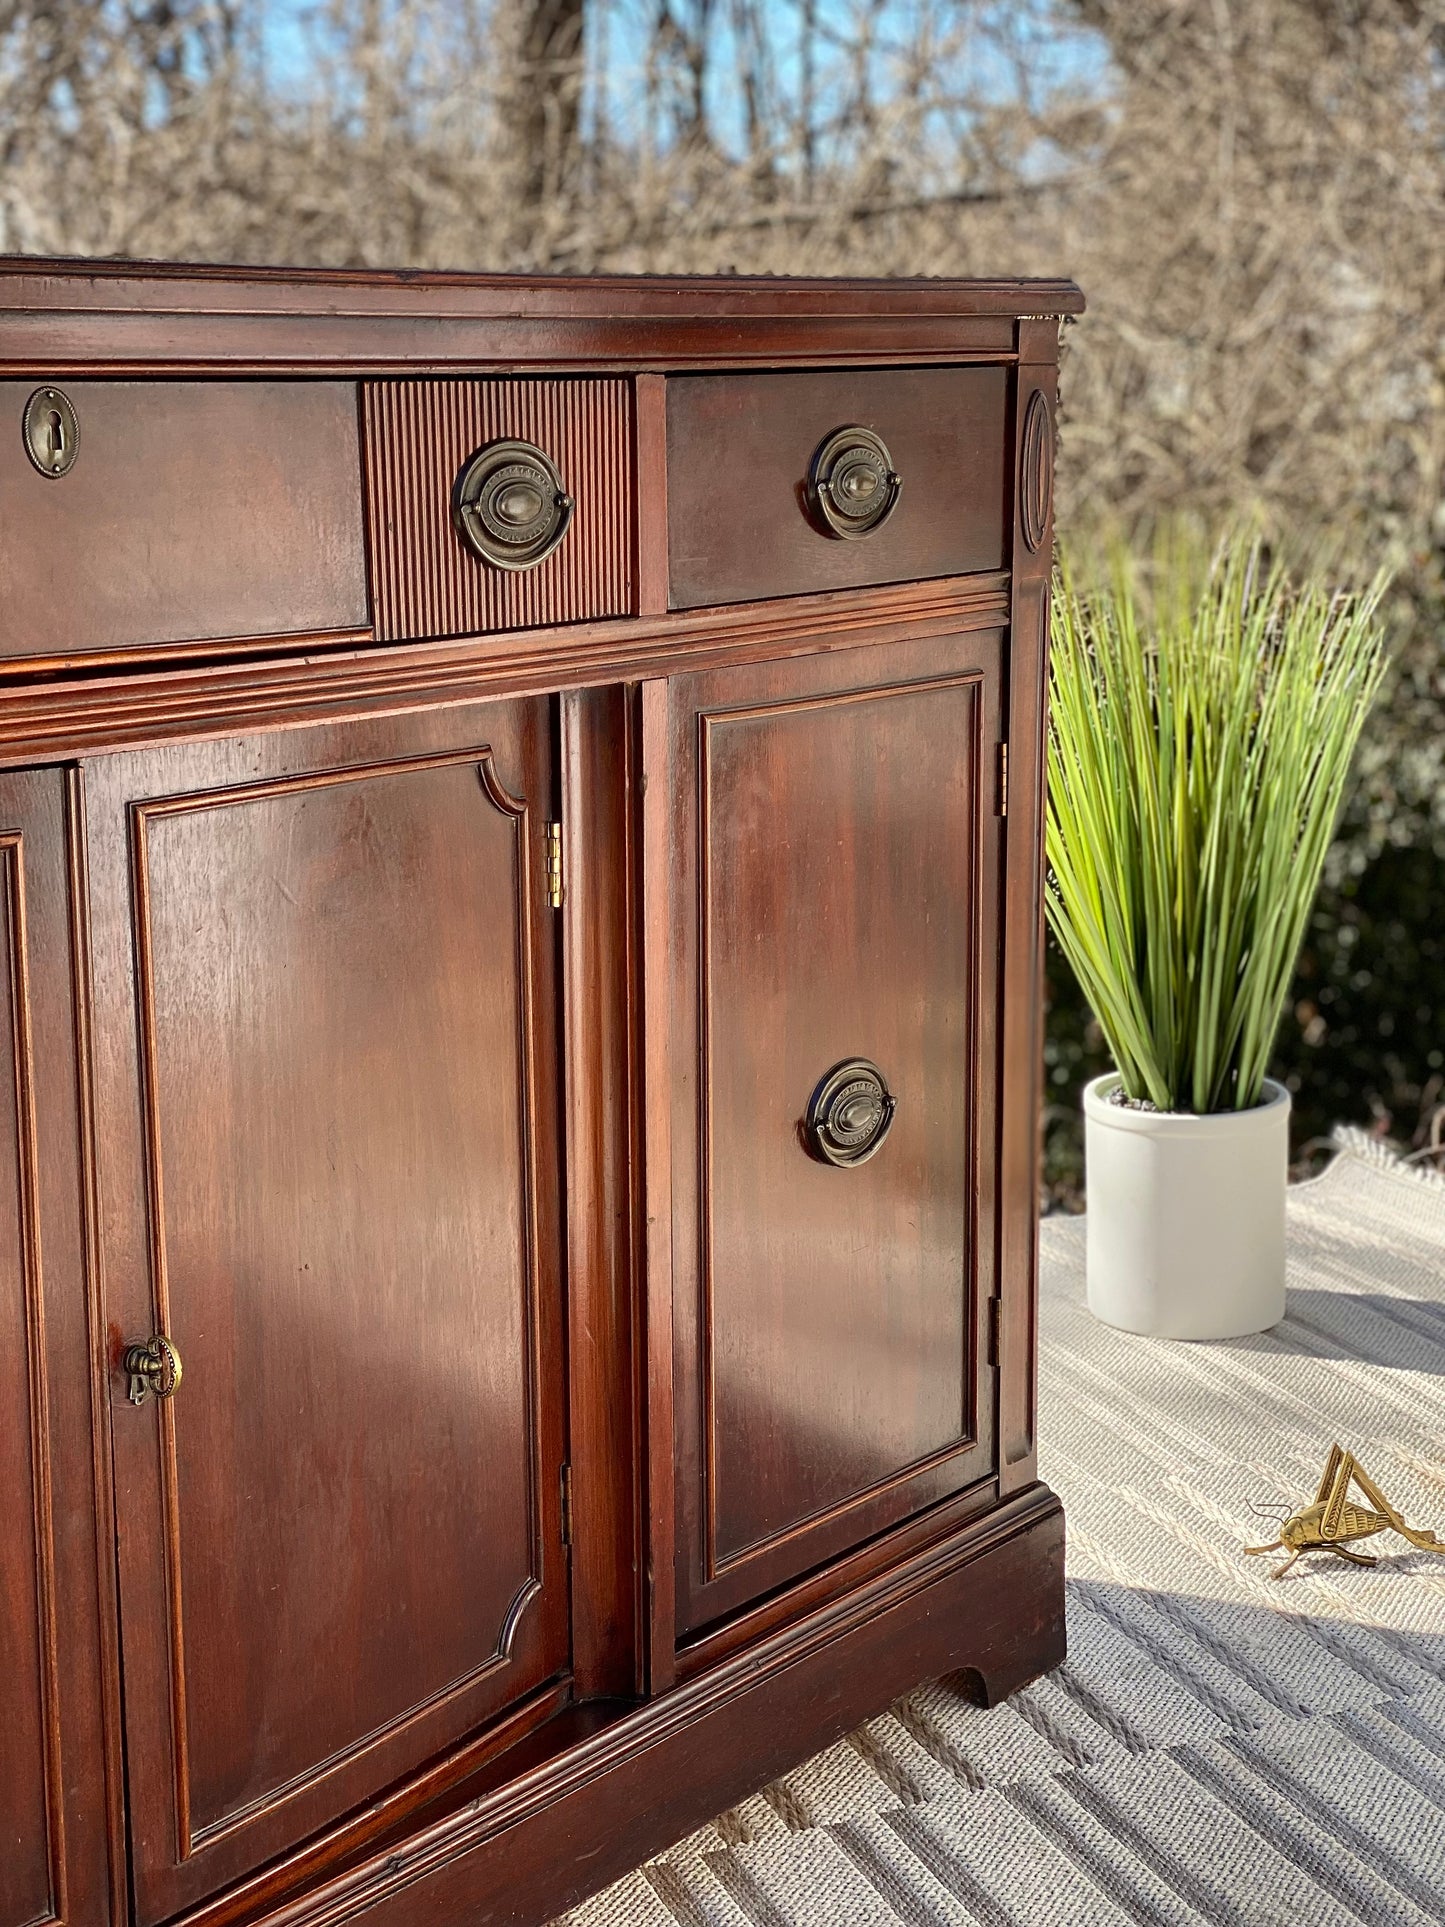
122, 1333, 183, 1407
807, 426, 901, 540
452, 437, 574, 572
804, 1058, 897, 1167
23, 386, 80, 478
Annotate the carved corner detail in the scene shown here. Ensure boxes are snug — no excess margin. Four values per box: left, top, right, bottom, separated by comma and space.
1019, 390, 1054, 555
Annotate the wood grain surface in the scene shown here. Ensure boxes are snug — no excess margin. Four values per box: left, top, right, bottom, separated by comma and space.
0, 770, 115, 1927
87, 703, 569, 1921
362, 379, 633, 640
0, 267, 1077, 1927
0, 259, 1082, 376
0, 381, 367, 665
667, 366, 1008, 608
999, 322, 1061, 1494
663, 632, 1004, 1635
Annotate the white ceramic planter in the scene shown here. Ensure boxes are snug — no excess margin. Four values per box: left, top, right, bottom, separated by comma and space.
1083, 1073, 1290, 1339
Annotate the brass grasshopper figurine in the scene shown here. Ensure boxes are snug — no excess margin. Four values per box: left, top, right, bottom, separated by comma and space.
1245, 1444, 1445, 1578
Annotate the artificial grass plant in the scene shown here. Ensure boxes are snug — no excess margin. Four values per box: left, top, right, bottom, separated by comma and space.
1045, 531, 1387, 1114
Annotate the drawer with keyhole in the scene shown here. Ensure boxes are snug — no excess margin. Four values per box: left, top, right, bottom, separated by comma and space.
0, 380, 368, 663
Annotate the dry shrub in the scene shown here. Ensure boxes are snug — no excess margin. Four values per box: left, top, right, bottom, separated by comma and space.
4, 0, 1443, 1169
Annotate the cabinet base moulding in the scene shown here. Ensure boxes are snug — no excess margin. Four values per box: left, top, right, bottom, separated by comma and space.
216, 1484, 1065, 1927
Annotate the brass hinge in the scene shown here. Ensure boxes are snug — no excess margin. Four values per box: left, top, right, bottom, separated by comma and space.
545, 820, 564, 909
560, 1462, 573, 1547
987, 1297, 1003, 1368
996, 743, 1009, 818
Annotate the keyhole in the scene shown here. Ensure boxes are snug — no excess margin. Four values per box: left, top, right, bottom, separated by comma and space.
23, 387, 77, 478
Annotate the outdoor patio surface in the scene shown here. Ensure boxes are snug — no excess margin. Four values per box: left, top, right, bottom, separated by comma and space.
559, 1136, 1445, 1926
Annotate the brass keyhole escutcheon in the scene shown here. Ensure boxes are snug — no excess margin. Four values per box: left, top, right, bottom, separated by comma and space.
23, 386, 80, 478
804, 1058, 897, 1168
452, 437, 574, 571
123, 1334, 183, 1408
807, 426, 902, 540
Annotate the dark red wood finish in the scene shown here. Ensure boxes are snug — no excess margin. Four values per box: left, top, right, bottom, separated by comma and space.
0, 381, 366, 668
88, 705, 569, 1922
559, 685, 644, 1700
666, 366, 1009, 608
0, 575, 1013, 773
0, 770, 118, 1927
662, 634, 1003, 1632
0, 261, 1081, 379
246, 1487, 1065, 1927
362, 379, 634, 641
0, 261, 1079, 1927
999, 323, 1062, 1494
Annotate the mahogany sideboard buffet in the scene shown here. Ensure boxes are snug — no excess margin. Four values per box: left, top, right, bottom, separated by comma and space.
0, 260, 1082, 1927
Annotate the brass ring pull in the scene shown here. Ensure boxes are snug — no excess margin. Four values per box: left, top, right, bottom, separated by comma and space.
452, 437, 574, 571
804, 1059, 897, 1167
123, 1334, 183, 1408
807, 427, 902, 540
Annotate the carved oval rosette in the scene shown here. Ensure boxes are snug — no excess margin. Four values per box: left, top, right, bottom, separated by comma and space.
1019, 389, 1054, 555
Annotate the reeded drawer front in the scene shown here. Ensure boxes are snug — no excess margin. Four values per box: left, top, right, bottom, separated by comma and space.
363, 378, 634, 641
666, 366, 1009, 610
0, 381, 367, 663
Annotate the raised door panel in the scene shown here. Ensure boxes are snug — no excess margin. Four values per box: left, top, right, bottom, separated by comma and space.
87, 703, 567, 1922
0, 770, 114, 1927
666, 636, 1003, 1637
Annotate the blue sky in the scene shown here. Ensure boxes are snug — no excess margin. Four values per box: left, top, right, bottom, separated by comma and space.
254, 0, 1110, 160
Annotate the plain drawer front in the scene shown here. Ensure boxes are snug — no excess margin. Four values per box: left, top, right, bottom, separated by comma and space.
0, 381, 367, 661
666, 366, 1009, 609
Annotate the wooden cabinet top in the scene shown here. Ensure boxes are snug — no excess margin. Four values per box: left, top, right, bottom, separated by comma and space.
0, 258, 1083, 374
0, 260, 1074, 765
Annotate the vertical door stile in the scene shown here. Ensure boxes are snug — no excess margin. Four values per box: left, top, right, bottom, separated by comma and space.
0, 767, 114, 1927
640, 679, 679, 1692
559, 686, 647, 1701
998, 324, 1062, 1496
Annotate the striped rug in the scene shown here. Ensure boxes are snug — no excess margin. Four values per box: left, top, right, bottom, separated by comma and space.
561, 1137, 1445, 1926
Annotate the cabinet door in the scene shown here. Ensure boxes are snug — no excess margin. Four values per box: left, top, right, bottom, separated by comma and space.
87, 703, 568, 1921
0, 770, 115, 1927
663, 636, 1003, 1636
